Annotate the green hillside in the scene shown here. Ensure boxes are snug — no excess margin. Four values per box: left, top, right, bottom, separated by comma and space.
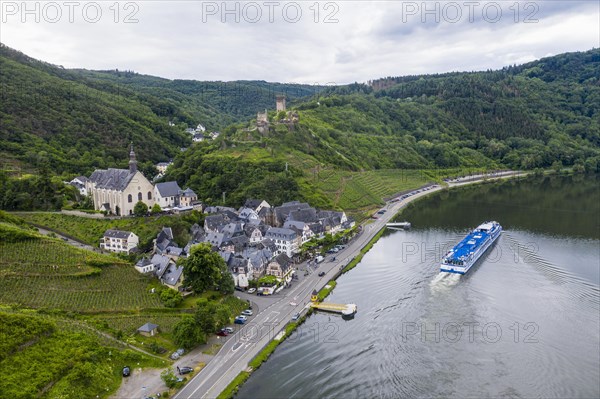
0, 310, 163, 399
2, 45, 599, 215
0, 44, 323, 175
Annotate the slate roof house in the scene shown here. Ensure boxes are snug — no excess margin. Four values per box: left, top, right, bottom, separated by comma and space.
265, 227, 299, 257
69, 176, 88, 196
135, 258, 154, 274
161, 264, 184, 290
266, 253, 294, 280
179, 188, 198, 207
243, 199, 271, 214
137, 322, 159, 337
100, 229, 139, 254
86, 145, 154, 215
154, 227, 176, 255
154, 181, 182, 208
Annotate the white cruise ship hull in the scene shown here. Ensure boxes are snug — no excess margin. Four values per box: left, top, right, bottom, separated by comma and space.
440, 222, 502, 275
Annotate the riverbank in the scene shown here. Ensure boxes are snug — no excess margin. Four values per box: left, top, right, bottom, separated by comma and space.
212, 170, 529, 399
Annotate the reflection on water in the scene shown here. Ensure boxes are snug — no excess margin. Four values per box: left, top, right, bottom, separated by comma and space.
237, 174, 600, 399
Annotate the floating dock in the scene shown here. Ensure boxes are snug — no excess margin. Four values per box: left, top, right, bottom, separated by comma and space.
386, 222, 411, 229
310, 302, 357, 316
310, 289, 357, 316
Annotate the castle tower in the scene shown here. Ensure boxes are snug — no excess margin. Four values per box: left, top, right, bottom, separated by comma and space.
129, 143, 137, 174
276, 95, 286, 112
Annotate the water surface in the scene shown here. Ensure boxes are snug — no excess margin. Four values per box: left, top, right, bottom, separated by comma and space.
238, 174, 600, 398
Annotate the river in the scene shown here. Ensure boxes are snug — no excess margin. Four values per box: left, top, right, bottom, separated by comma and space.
237, 174, 600, 398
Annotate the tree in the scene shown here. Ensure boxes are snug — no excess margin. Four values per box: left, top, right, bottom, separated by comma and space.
159, 288, 183, 308
180, 243, 230, 293
172, 316, 205, 349
151, 203, 162, 214
195, 300, 230, 333
218, 268, 235, 294
133, 201, 148, 217
161, 368, 180, 388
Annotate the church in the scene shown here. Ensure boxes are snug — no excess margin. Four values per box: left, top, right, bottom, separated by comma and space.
86, 145, 155, 215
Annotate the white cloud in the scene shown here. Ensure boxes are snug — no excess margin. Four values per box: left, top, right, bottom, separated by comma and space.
1, 0, 598, 83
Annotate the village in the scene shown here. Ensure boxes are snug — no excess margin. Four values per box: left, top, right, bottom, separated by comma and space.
62, 96, 358, 298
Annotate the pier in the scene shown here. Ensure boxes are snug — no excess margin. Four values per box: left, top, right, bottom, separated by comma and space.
385, 221, 411, 229
310, 290, 357, 316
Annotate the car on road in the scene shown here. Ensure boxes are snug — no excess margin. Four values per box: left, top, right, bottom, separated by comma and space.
247, 288, 256, 294
178, 366, 193, 375
224, 327, 234, 334
241, 309, 253, 316
122, 366, 130, 377
318, 271, 326, 277
234, 315, 247, 324
291, 313, 300, 321
217, 329, 229, 336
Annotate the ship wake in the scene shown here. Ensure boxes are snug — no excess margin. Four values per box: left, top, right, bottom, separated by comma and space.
429, 272, 461, 294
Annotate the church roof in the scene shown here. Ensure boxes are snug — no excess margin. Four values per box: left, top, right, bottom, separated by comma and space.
89, 169, 136, 191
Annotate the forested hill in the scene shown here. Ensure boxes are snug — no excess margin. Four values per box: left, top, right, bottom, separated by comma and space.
0, 44, 323, 175
165, 49, 600, 209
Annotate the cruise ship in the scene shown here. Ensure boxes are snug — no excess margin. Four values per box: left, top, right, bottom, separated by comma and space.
440, 221, 502, 274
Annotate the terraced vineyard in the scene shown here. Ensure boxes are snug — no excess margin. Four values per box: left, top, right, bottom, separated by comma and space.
315, 169, 432, 211
0, 237, 162, 311
0, 238, 107, 276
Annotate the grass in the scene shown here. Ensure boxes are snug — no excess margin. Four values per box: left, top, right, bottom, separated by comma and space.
16, 212, 194, 249
216, 371, 251, 399
202, 343, 222, 355
316, 281, 337, 301
0, 310, 164, 399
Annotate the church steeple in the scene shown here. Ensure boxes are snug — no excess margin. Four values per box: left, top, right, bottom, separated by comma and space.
129, 143, 137, 174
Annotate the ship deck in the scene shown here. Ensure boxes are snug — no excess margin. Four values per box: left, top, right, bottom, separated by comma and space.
446, 230, 490, 262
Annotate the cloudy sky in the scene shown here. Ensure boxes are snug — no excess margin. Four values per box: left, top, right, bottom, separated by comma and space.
1, 1, 599, 83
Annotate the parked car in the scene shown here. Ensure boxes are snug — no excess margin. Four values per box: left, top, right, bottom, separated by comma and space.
247, 288, 256, 294
122, 366, 130, 377
234, 315, 247, 324
176, 348, 185, 356
235, 286, 244, 291
241, 309, 253, 316
178, 366, 193, 375
170, 352, 180, 360
291, 313, 300, 321
217, 329, 229, 336
224, 327, 234, 334
318, 271, 326, 277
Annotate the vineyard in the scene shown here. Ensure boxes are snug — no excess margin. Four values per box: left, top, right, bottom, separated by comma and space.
0, 238, 112, 276
315, 168, 431, 211
0, 237, 163, 311
16, 212, 194, 248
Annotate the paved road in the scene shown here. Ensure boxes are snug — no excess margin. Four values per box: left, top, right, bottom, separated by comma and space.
174, 185, 447, 399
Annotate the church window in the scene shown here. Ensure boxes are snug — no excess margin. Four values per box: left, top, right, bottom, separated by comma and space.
138, 192, 142, 201
128, 194, 132, 203
147, 191, 152, 200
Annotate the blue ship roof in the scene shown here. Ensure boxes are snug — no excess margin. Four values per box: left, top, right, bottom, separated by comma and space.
447, 229, 490, 261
